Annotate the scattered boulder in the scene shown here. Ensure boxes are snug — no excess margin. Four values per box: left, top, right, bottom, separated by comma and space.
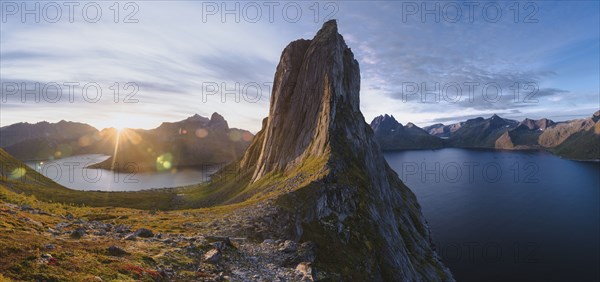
20, 204, 34, 211
70, 227, 86, 239
203, 249, 222, 264
94, 230, 107, 236
296, 262, 314, 281
114, 224, 130, 233
206, 235, 234, 249
44, 244, 56, 250
278, 240, 298, 253
206, 235, 231, 244
212, 241, 229, 251
134, 228, 154, 238
107, 245, 128, 256
262, 239, 276, 244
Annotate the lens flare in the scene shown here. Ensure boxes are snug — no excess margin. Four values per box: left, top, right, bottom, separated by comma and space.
156, 153, 174, 171
10, 167, 26, 179
195, 128, 209, 138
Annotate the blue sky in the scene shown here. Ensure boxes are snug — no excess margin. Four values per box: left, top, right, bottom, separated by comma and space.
1, 1, 598, 132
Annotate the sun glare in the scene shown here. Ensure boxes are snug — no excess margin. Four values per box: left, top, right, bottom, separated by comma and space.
103, 113, 129, 133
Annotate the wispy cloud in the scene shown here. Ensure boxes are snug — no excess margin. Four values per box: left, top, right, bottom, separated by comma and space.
1, 1, 598, 131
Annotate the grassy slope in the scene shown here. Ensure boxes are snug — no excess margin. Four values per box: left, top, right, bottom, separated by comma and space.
0, 182, 233, 281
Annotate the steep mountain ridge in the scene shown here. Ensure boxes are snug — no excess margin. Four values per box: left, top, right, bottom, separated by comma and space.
370, 114, 445, 150
201, 20, 452, 281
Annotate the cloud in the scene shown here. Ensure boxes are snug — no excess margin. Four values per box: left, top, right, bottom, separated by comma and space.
0, 1, 598, 131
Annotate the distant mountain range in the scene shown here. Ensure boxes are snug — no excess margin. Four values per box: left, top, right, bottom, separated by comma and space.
370, 114, 444, 150
371, 111, 600, 160
0, 120, 102, 159
0, 113, 253, 171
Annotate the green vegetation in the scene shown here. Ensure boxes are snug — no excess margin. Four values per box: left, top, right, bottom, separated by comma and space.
0, 181, 232, 281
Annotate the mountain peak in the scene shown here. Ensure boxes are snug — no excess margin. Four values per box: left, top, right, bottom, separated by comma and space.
239, 19, 359, 181
210, 112, 223, 120
370, 114, 401, 131
183, 113, 209, 123
518, 117, 555, 130
208, 112, 228, 130
233, 20, 451, 280
313, 19, 339, 42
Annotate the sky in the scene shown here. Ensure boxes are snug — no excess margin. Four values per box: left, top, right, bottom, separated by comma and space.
1, 1, 599, 132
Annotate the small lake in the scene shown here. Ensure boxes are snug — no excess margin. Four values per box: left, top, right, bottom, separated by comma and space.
25, 154, 217, 191
384, 148, 599, 282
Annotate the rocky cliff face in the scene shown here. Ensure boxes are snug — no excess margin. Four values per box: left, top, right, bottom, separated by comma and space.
221, 20, 452, 281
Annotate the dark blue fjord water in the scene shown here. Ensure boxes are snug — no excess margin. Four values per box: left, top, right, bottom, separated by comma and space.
384, 148, 599, 282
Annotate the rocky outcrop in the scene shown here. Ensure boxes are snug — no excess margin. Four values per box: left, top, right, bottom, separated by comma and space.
370, 114, 444, 150
207, 112, 229, 131
210, 20, 452, 281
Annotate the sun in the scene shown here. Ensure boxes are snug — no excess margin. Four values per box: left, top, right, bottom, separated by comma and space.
109, 115, 127, 133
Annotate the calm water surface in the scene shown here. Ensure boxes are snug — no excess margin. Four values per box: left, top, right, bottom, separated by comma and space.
25, 154, 216, 191
384, 148, 599, 282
